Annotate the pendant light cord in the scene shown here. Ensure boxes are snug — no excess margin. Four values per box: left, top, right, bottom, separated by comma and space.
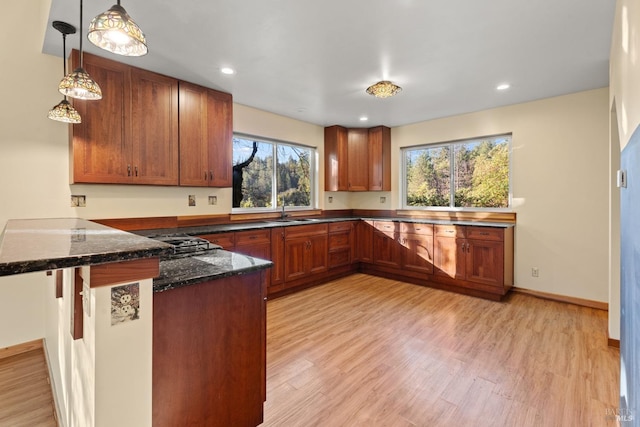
79, 0, 84, 69
62, 32, 68, 100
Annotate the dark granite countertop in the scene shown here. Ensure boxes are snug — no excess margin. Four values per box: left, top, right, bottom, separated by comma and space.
0, 218, 173, 277
133, 216, 514, 239
154, 251, 272, 292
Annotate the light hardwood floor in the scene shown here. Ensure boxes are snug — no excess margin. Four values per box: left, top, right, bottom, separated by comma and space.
0, 349, 56, 426
262, 274, 620, 427
0, 274, 620, 427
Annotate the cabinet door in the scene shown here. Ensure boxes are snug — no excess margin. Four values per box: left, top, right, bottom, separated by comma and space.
130, 68, 179, 185
401, 233, 434, 274
207, 89, 233, 187
284, 237, 308, 282
308, 234, 328, 275
324, 126, 348, 191
270, 228, 286, 290
368, 126, 391, 191
200, 232, 235, 250
465, 239, 504, 287
347, 129, 368, 191
356, 221, 374, 263
433, 236, 466, 280
70, 50, 131, 184
178, 82, 209, 186
373, 231, 402, 268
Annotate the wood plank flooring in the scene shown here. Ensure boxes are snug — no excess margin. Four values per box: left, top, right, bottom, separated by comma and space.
0, 349, 56, 426
262, 274, 620, 427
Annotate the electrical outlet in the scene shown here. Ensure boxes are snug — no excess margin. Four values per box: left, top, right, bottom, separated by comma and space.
208, 196, 217, 205
380, 196, 386, 204
531, 267, 539, 277
71, 195, 86, 207
188, 195, 196, 206
328, 196, 333, 203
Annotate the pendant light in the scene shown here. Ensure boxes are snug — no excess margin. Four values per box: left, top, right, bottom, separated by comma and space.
88, 1, 148, 57
59, 0, 102, 100
48, 21, 82, 124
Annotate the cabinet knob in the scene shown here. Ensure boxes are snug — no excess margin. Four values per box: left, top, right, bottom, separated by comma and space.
127, 165, 131, 177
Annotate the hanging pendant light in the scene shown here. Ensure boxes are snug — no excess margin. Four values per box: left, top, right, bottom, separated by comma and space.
88, 0, 148, 57
48, 21, 82, 124
59, 0, 102, 100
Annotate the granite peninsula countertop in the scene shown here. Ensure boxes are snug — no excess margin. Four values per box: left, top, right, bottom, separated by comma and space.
154, 251, 272, 293
133, 216, 514, 239
0, 218, 173, 276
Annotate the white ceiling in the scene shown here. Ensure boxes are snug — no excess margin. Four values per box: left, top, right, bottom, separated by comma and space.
43, 0, 615, 128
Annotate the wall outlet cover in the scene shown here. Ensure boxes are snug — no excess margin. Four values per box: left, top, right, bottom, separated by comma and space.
111, 283, 140, 326
188, 195, 196, 206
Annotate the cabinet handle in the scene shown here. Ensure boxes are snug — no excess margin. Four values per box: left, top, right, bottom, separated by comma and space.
127, 165, 131, 177
249, 235, 257, 240
445, 230, 454, 233
479, 232, 490, 236
210, 171, 213, 181
135, 166, 138, 177
204, 171, 207, 181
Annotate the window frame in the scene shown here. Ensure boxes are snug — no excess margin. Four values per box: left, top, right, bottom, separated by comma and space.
231, 132, 317, 213
400, 133, 513, 211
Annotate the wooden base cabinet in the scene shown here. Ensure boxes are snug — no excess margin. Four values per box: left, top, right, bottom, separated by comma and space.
328, 222, 354, 268
433, 225, 513, 296
153, 271, 266, 427
373, 221, 401, 268
284, 224, 328, 283
399, 223, 434, 275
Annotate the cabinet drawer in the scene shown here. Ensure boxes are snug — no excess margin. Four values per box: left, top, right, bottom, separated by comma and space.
466, 226, 503, 241
328, 248, 351, 268
235, 229, 271, 245
400, 222, 433, 235
200, 232, 235, 249
329, 232, 351, 250
329, 222, 353, 233
285, 223, 328, 239
373, 221, 398, 232
434, 225, 465, 238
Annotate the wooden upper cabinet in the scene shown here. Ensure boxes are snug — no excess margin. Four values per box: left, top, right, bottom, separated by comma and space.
206, 89, 233, 187
324, 125, 348, 191
70, 51, 131, 184
368, 126, 391, 191
178, 82, 209, 186
69, 50, 231, 187
130, 68, 179, 185
178, 83, 233, 187
347, 128, 369, 191
324, 125, 391, 192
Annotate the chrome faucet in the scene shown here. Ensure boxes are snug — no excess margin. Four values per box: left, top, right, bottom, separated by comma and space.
281, 204, 289, 220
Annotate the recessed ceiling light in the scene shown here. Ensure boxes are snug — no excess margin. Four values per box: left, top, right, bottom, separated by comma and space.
220, 67, 235, 75
360, 116, 368, 122
496, 83, 510, 91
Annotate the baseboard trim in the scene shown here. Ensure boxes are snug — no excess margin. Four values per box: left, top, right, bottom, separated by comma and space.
608, 337, 621, 348
0, 338, 43, 360
512, 287, 608, 311
42, 339, 64, 427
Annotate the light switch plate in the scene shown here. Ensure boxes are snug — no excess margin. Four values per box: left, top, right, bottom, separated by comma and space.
617, 170, 627, 188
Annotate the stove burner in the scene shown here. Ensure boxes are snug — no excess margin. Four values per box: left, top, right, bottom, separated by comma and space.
153, 235, 221, 259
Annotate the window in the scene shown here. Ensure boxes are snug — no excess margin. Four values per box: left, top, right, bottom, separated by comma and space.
402, 134, 511, 209
232, 134, 315, 210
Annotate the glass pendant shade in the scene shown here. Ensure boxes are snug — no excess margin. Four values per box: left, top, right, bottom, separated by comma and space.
88, 3, 148, 56
48, 99, 82, 123
366, 80, 402, 98
59, 67, 103, 100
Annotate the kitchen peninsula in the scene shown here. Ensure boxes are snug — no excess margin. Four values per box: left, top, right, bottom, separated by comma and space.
0, 218, 271, 427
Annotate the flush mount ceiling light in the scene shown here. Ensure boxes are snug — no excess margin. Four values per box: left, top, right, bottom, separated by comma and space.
496, 83, 511, 91
48, 21, 81, 124
88, 0, 148, 57
366, 80, 402, 98
59, 0, 102, 100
